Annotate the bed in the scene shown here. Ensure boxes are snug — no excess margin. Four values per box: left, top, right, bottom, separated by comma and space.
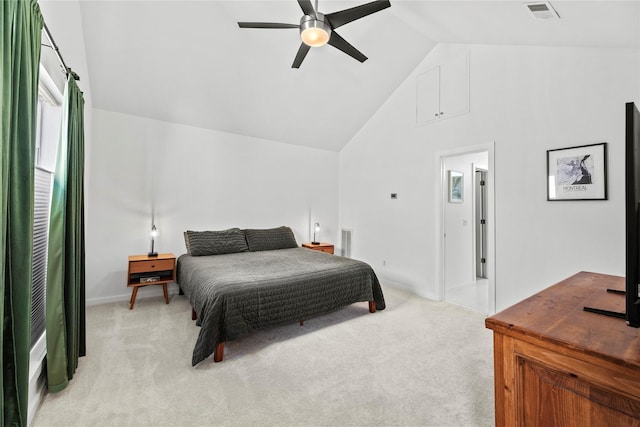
177, 226, 385, 366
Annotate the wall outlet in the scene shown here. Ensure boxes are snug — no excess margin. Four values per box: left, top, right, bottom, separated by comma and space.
390, 193, 397, 199
383, 260, 386, 267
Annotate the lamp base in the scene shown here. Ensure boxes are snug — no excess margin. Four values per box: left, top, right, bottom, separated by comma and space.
147, 252, 158, 257
311, 241, 320, 245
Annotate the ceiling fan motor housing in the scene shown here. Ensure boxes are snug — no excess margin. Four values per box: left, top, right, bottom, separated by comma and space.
300, 13, 332, 47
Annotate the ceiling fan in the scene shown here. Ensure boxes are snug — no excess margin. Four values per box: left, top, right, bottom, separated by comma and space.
238, 0, 391, 68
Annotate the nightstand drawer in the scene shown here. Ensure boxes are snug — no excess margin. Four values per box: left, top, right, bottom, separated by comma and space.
301, 243, 334, 254
129, 258, 174, 274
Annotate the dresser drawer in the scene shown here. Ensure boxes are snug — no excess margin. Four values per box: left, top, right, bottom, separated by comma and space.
129, 258, 174, 274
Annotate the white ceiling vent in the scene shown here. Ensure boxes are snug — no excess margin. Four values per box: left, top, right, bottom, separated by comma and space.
524, 2, 560, 20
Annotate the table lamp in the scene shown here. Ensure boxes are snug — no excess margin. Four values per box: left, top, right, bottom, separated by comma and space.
148, 224, 159, 257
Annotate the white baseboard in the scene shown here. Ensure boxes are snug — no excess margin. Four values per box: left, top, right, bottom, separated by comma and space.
86, 284, 181, 306
379, 277, 436, 300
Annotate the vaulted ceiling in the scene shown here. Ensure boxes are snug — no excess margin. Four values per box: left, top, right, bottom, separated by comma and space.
40, 1, 640, 151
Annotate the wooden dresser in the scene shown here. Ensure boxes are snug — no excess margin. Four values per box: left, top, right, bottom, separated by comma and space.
485, 272, 640, 426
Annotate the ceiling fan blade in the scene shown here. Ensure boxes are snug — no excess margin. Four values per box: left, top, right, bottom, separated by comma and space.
238, 22, 299, 29
297, 0, 316, 17
328, 31, 367, 63
292, 43, 311, 68
325, 0, 391, 29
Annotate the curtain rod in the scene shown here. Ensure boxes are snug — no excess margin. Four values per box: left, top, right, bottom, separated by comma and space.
42, 21, 80, 81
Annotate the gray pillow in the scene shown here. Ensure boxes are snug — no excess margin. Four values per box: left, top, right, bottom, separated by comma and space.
184, 228, 249, 256
244, 226, 298, 252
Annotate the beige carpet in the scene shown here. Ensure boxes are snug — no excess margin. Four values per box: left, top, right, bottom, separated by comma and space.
32, 285, 495, 427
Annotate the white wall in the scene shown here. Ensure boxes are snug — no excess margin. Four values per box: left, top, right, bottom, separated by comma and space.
340, 44, 639, 311
86, 109, 339, 304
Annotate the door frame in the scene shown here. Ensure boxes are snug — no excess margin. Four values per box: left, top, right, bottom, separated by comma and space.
435, 142, 496, 314
474, 165, 488, 280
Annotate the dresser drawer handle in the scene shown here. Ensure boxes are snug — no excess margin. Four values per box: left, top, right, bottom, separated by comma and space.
151, 265, 155, 268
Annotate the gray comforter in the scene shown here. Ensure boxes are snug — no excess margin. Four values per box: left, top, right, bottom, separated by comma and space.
177, 248, 386, 365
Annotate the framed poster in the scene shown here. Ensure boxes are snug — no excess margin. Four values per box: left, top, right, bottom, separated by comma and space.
448, 170, 463, 203
547, 142, 607, 201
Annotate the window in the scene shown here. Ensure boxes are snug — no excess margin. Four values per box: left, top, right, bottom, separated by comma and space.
29, 67, 63, 425
30, 70, 61, 350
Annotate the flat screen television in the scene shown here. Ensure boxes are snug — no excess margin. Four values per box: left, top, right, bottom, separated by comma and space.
583, 102, 640, 327
625, 101, 640, 327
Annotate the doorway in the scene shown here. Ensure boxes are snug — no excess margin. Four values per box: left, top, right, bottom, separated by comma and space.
437, 143, 495, 314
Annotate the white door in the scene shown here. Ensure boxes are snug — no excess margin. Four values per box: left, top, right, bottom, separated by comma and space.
439, 53, 469, 120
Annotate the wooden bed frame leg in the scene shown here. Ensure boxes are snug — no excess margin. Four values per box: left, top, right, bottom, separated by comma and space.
369, 301, 376, 313
192, 308, 197, 321
214, 342, 224, 363
299, 320, 304, 326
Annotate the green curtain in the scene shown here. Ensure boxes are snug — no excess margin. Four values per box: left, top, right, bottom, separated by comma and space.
46, 76, 86, 393
1, 0, 43, 425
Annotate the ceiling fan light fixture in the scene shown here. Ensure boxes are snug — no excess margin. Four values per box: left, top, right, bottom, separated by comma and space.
300, 14, 331, 47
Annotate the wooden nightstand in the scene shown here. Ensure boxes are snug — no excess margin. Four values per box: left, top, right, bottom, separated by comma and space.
127, 253, 176, 309
301, 242, 334, 254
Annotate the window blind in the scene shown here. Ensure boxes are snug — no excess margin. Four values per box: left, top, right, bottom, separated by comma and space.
31, 167, 53, 348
